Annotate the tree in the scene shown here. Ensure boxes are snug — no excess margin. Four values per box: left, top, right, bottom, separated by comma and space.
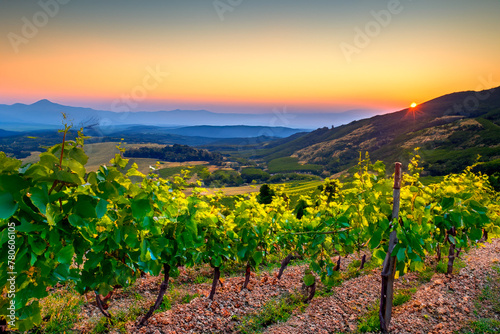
257, 184, 275, 204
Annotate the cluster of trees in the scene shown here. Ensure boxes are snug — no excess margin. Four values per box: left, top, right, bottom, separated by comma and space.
125, 144, 223, 164
200, 169, 243, 187
197, 168, 321, 187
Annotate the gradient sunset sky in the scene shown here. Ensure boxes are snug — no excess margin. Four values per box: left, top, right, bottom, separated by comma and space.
1, 0, 499, 114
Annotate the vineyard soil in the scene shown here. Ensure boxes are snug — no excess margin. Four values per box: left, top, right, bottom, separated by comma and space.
43, 240, 499, 334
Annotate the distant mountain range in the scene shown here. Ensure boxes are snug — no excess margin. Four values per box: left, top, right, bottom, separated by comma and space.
253, 86, 500, 176
0, 99, 380, 131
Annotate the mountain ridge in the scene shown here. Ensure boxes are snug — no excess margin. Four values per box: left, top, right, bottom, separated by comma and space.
253, 86, 500, 176
0, 99, 380, 130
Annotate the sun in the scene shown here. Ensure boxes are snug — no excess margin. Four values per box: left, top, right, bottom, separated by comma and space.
410, 102, 417, 108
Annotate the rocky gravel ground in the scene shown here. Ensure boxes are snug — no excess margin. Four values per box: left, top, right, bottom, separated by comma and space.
70, 239, 499, 334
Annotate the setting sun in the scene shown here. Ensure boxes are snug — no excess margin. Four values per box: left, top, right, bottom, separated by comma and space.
410, 102, 417, 108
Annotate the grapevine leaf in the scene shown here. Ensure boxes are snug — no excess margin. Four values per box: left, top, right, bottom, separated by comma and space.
396, 247, 406, 262
303, 274, 315, 286
58, 245, 75, 264
16, 218, 44, 233
441, 197, 454, 210
0, 192, 18, 219
212, 256, 222, 267
469, 227, 482, 241
237, 246, 247, 260
369, 228, 383, 249
96, 199, 108, 218
253, 250, 263, 266
30, 186, 49, 215
132, 199, 150, 220
0, 152, 22, 172
74, 195, 97, 219
53, 263, 71, 281
469, 200, 487, 214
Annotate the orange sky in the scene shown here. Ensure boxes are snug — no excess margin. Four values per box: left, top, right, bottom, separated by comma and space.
1, 0, 499, 113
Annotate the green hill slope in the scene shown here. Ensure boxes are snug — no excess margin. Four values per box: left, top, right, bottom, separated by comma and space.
255, 86, 500, 176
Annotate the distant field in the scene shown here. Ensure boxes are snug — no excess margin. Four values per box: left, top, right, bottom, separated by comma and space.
21, 142, 209, 174
21, 151, 42, 165
184, 185, 259, 196
279, 180, 323, 196
156, 164, 209, 179
267, 157, 322, 174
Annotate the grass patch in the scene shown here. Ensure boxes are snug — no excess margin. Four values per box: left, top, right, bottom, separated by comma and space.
91, 304, 146, 334
156, 288, 201, 313
417, 265, 435, 283
464, 319, 500, 333
182, 292, 201, 304
357, 303, 380, 333
193, 274, 211, 284
157, 288, 181, 312
38, 286, 84, 333
238, 292, 306, 333
436, 256, 466, 275
393, 288, 417, 306
113, 305, 145, 333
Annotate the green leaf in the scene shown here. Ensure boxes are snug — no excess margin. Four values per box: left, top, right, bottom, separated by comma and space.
0, 152, 22, 172
303, 274, 315, 286
469, 200, 487, 215
311, 261, 321, 273
29, 237, 47, 256
396, 247, 406, 262
16, 301, 42, 331
53, 263, 71, 281
369, 228, 383, 249
68, 214, 86, 228
96, 199, 108, 218
30, 186, 49, 215
212, 256, 222, 267
16, 218, 44, 233
57, 244, 75, 264
373, 249, 386, 261
131, 199, 150, 220
74, 195, 97, 219
237, 246, 247, 260
252, 251, 263, 266
448, 235, 456, 245
0, 192, 18, 219
441, 197, 454, 210
469, 227, 482, 241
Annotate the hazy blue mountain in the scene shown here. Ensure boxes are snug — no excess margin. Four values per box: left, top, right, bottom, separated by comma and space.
0, 100, 380, 130
154, 125, 306, 138
0, 129, 20, 137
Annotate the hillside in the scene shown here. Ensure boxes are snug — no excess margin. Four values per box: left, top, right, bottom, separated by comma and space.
255, 86, 500, 175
